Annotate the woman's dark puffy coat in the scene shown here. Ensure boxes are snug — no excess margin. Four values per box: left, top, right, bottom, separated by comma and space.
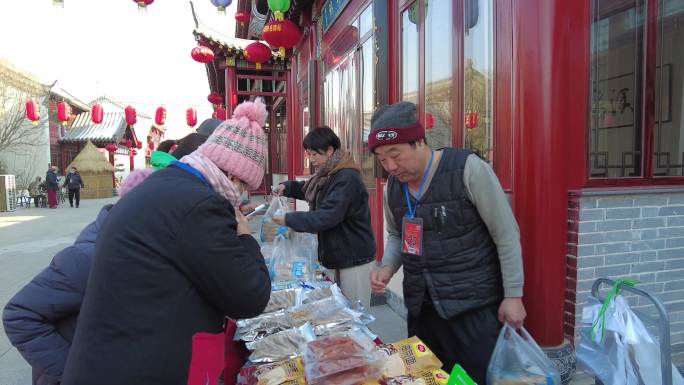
282, 168, 376, 270
60, 165, 271, 385
2, 205, 112, 385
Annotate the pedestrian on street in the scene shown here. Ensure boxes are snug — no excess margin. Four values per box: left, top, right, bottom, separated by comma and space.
2, 169, 154, 385
64, 167, 84, 208
368, 101, 526, 383
273, 126, 376, 308
60, 99, 271, 385
45, 166, 59, 209
28, 177, 42, 208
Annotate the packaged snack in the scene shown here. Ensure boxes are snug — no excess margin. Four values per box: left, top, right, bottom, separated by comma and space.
269, 234, 313, 282
235, 311, 293, 343
255, 357, 306, 385
261, 196, 290, 243
385, 368, 450, 385
248, 323, 316, 363
302, 332, 385, 385
378, 337, 443, 378
263, 288, 303, 314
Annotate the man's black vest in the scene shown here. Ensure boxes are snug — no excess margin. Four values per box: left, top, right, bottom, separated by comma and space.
387, 148, 503, 319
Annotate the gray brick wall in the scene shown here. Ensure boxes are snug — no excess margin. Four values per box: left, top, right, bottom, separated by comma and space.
572, 192, 684, 365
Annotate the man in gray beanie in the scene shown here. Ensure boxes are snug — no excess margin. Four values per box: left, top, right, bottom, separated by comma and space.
369, 101, 525, 382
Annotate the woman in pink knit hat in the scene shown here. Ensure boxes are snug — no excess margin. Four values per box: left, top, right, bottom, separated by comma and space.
61, 99, 272, 385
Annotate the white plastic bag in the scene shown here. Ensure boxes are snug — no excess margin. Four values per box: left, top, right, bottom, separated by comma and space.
487, 324, 561, 385
577, 295, 684, 385
261, 195, 290, 243
269, 234, 311, 282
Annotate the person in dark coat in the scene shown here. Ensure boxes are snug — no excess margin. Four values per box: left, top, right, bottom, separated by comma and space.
60, 98, 271, 385
45, 166, 59, 209
273, 126, 376, 307
64, 167, 84, 208
2, 170, 153, 385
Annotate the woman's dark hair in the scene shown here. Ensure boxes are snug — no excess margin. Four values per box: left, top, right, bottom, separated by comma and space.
157, 140, 177, 153
172, 133, 209, 159
302, 126, 341, 154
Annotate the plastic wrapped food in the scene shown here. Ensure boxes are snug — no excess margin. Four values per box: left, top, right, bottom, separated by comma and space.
378, 337, 443, 378
235, 311, 293, 343
261, 196, 290, 243
302, 285, 334, 304
302, 332, 385, 385
248, 323, 316, 363
269, 233, 314, 282
252, 357, 305, 385
385, 368, 451, 385
263, 288, 303, 314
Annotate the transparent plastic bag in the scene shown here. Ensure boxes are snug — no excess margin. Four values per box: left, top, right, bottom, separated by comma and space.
261, 195, 290, 243
269, 235, 312, 282
302, 329, 386, 385
487, 324, 561, 385
576, 296, 684, 385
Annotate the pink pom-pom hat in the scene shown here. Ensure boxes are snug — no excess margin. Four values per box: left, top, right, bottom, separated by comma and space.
198, 98, 268, 190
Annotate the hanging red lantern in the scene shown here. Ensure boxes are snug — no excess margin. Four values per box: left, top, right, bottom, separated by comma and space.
186, 107, 197, 127
426, 113, 435, 129
262, 19, 301, 58
191, 46, 215, 63
465, 111, 479, 129
133, 0, 154, 10
244, 41, 272, 70
126, 139, 133, 148
137, 141, 143, 150
155, 106, 167, 126
235, 11, 250, 26
105, 143, 118, 153
91, 103, 104, 124
213, 106, 227, 120
57, 101, 72, 125
148, 142, 155, 150
207, 93, 224, 106
125, 105, 137, 126
25, 99, 40, 123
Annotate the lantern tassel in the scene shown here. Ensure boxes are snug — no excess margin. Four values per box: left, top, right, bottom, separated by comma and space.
256, 63, 262, 70
217, 6, 226, 14
32, 120, 38, 126
274, 11, 284, 21
279, 47, 286, 58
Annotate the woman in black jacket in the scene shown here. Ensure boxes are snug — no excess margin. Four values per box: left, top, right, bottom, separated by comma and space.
274, 126, 376, 307
60, 99, 271, 385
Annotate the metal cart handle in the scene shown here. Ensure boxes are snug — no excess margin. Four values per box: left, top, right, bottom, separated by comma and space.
591, 277, 673, 385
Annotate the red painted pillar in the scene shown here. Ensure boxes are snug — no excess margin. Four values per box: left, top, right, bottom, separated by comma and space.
225, 66, 236, 117
511, 0, 589, 346
130, 152, 135, 171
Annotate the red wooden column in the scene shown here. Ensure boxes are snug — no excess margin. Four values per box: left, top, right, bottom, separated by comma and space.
511, 0, 589, 346
225, 66, 236, 117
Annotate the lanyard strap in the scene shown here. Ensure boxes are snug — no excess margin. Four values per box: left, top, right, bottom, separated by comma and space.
403, 150, 434, 219
170, 161, 213, 191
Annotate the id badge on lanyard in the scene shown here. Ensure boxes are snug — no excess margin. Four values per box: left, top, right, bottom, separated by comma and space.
401, 150, 434, 257
402, 216, 424, 256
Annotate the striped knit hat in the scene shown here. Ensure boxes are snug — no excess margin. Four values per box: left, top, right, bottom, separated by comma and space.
198, 98, 268, 190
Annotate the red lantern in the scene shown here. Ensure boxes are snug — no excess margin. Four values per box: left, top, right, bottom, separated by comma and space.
207, 93, 224, 106
133, 0, 154, 9
125, 105, 137, 126
105, 143, 118, 153
213, 106, 227, 120
235, 11, 250, 26
148, 142, 155, 150
426, 113, 435, 129
244, 41, 272, 70
262, 19, 301, 58
91, 104, 104, 124
57, 101, 72, 125
186, 107, 197, 127
126, 139, 133, 148
155, 106, 167, 126
465, 111, 479, 129
137, 141, 143, 150
231, 94, 238, 107
26, 99, 40, 123
191, 46, 215, 63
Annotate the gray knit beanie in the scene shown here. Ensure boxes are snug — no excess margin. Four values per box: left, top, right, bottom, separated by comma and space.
368, 101, 425, 152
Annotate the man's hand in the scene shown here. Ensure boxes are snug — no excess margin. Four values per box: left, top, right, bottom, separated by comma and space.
498, 297, 527, 328
235, 209, 251, 236
273, 184, 285, 196
272, 216, 286, 226
240, 202, 259, 215
370, 266, 394, 294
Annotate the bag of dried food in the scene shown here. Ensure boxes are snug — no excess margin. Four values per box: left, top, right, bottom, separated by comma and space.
302, 330, 386, 385
378, 337, 443, 378
261, 195, 290, 243
248, 323, 316, 363
269, 233, 312, 282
